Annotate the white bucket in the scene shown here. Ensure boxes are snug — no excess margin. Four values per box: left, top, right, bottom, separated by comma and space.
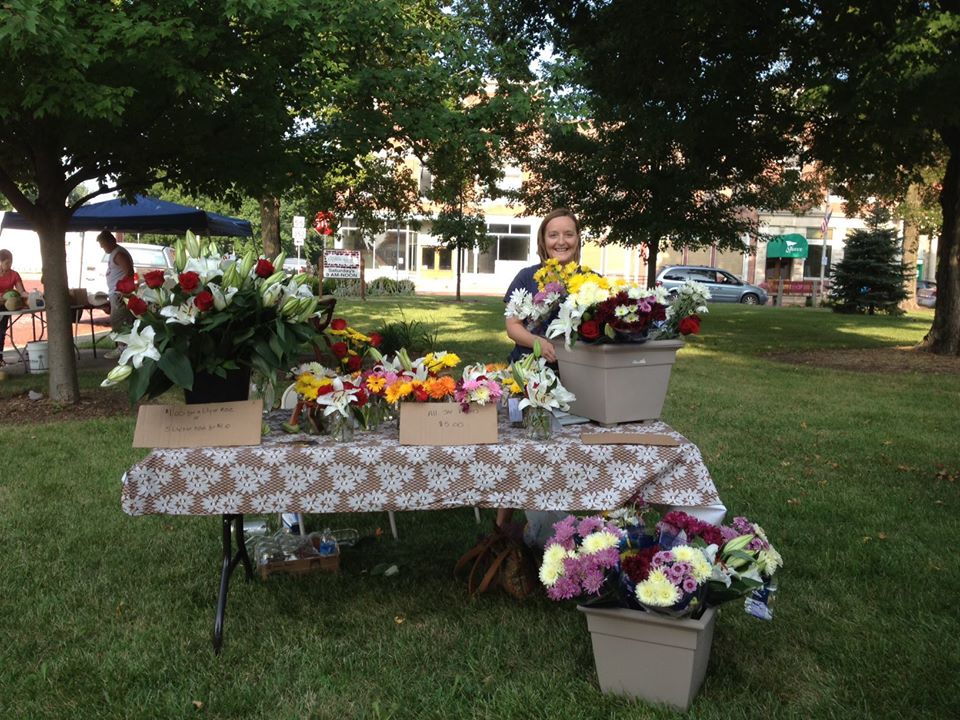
26, 341, 49, 373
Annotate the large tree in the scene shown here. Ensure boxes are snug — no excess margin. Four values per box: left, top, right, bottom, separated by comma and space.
0, 0, 491, 401
516, 1, 816, 286
789, 0, 960, 354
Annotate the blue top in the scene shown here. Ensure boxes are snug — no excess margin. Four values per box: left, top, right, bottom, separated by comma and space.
504, 263, 551, 363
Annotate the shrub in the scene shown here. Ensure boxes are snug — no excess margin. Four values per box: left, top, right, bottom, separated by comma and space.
366, 277, 416, 296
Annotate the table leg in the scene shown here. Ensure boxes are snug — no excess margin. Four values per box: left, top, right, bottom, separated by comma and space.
212, 513, 255, 654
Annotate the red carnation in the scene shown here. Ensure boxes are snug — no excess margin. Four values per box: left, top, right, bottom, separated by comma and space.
255, 259, 274, 278
413, 386, 429, 402
579, 319, 601, 340
194, 290, 215, 312
346, 355, 362, 372
355, 387, 369, 408
144, 270, 166, 289
331, 341, 348, 359
116, 276, 137, 295
678, 315, 701, 335
178, 271, 201, 292
330, 318, 348, 331
126, 296, 149, 316
368, 332, 382, 348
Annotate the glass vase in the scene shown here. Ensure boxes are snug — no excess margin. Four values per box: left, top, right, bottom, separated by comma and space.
325, 413, 355, 443
524, 406, 553, 440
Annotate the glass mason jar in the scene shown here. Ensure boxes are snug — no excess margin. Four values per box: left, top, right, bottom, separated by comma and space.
524, 406, 553, 440
325, 412, 355, 443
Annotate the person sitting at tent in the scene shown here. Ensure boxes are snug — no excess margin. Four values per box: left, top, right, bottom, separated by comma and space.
0, 249, 27, 367
97, 231, 134, 359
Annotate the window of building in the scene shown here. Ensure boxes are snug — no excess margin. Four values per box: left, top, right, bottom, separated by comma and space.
803, 244, 833, 278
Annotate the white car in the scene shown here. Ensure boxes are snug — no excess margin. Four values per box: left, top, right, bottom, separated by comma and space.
84, 242, 175, 294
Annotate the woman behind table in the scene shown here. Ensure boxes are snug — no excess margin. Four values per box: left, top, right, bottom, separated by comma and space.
0, 249, 28, 367
504, 208, 582, 365
498, 209, 582, 529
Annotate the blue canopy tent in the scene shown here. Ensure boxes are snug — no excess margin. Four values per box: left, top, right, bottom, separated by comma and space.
0, 195, 252, 237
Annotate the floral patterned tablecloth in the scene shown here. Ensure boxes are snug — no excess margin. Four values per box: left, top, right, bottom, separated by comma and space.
121, 413, 723, 517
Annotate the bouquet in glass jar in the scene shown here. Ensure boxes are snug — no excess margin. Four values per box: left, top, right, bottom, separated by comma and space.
506, 343, 576, 439
285, 361, 367, 440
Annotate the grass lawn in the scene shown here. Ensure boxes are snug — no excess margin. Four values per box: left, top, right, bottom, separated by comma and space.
1, 299, 957, 719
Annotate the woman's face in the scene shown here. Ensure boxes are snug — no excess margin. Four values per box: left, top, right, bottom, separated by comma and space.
0, 257, 11, 273
543, 216, 579, 264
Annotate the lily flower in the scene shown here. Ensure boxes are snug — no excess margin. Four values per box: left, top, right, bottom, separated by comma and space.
112, 320, 162, 368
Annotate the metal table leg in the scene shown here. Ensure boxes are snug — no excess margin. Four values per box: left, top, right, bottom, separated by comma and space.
213, 513, 254, 653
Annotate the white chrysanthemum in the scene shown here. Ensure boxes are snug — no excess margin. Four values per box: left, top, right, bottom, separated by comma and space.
636, 568, 680, 607
581, 530, 620, 555
691, 553, 713, 582
757, 546, 783, 576
539, 544, 573, 587
672, 545, 698, 563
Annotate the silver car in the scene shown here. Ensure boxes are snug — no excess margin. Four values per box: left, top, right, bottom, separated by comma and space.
656, 265, 768, 305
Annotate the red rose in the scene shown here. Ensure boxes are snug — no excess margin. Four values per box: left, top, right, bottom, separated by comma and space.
413, 386, 429, 402
116, 276, 137, 295
678, 315, 701, 335
368, 332, 382, 348
330, 318, 348, 331
144, 270, 166, 289
346, 355, 362, 372
126, 296, 149, 316
330, 341, 348, 359
194, 290, 215, 312
255, 259, 274, 278
579, 319, 601, 340
355, 387, 369, 408
178, 271, 201, 292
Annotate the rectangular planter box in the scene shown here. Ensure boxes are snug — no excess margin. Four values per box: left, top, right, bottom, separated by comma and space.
398, 402, 498, 446
553, 339, 684, 424
578, 605, 716, 711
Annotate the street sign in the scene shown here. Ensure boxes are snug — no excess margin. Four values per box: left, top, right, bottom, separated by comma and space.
292, 215, 305, 229
322, 249, 362, 279
294, 238, 305, 247
292, 227, 306, 242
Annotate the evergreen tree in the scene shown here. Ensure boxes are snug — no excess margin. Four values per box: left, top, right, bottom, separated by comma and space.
829, 207, 910, 315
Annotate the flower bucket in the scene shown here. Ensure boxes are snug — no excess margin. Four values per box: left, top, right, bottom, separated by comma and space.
26, 341, 48, 373
552, 339, 683, 424
577, 605, 716, 711
184, 368, 251, 405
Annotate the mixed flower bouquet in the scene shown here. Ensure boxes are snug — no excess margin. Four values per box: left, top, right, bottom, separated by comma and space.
504, 258, 711, 349
101, 231, 323, 402
325, 317, 382, 373
506, 343, 576, 437
365, 348, 462, 404
539, 507, 782, 621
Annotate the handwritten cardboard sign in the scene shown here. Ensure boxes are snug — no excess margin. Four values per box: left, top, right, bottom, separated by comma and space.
580, 432, 681, 447
132, 399, 263, 448
399, 403, 498, 446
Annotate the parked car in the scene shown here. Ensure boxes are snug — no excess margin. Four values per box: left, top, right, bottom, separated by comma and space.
656, 265, 768, 305
283, 257, 308, 274
916, 279, 937, 308
84, 242, 175, 294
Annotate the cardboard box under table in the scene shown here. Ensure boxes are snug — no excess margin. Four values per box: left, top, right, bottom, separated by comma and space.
121, 411, 726, 651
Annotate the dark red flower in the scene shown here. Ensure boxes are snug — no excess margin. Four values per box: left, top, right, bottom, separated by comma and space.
355, 387, 368, 407
413, 386, 429, 402
579, 319, 601, 340
116, 276, 137, 295
330, 341, 348, 359
255, 259, 274, 278
368, 332, 382, 348
178, 271, 201, 292
126, 296, 149, 316
194, 290, 215, 312
678, 315, 701, 335
144, 270, 166, 289
330, 318, 348, 331
621, 544, 661, 583
346, 355, 362, 372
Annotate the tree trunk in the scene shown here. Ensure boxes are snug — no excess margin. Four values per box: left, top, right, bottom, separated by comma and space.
35, 213, 80, 403
260, 196, 281, 259
920, 132, 960, 354
900, 183, 920, 312
646, 240, 659, 288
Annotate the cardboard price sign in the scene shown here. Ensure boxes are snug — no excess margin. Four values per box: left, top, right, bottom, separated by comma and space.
132, 399, 263, 448
399, 403, 498, 446
322, 249, 361, 279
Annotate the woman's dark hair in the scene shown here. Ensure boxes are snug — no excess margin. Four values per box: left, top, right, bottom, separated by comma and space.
0, 249, 12, 263
536, 208, 581, 263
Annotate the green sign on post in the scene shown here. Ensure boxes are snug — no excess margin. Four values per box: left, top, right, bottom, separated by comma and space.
767, 233, 809, 259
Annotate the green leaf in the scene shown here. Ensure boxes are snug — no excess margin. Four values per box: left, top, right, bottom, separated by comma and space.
158, 348, 195, 390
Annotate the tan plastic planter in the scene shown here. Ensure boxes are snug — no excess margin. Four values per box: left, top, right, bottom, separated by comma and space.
578, 605, 716, 711
552, 339, 684, 424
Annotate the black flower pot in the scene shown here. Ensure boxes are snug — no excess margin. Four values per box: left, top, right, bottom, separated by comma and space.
184, 368, 251, 404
